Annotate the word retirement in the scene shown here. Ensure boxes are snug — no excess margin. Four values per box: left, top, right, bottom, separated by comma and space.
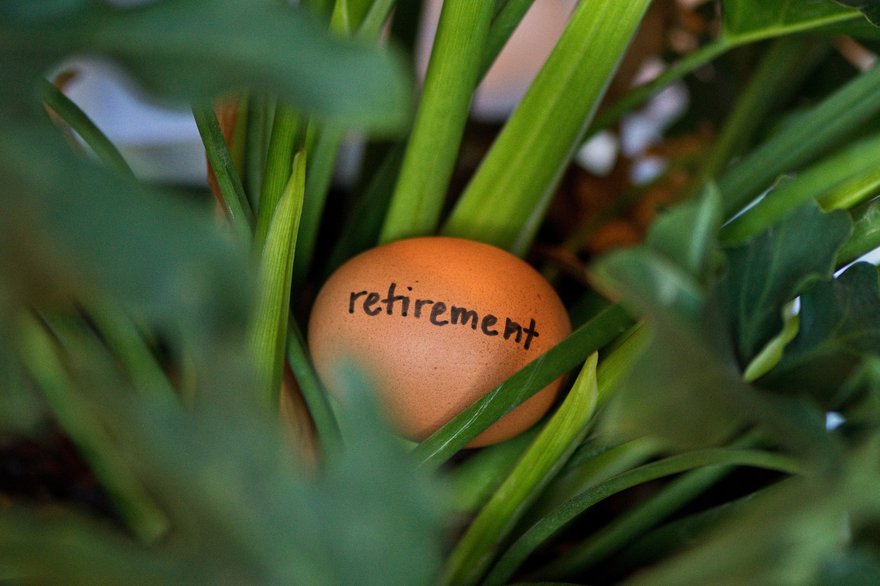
348, 282, 540, 350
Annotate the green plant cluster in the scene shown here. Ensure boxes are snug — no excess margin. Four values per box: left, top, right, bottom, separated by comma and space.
3, 0, 880, 584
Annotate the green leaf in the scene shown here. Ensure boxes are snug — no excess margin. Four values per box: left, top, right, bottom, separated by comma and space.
249, 152, 306, 408
838, 200, 880, 265
442, 0, 651, 255
2, 0, 413, 131
722, 0, 861, 43
724, 203, 852, 364
412, 304, 633, 467
591, 248, 750, 448
716, 60, 880, 220
624, 477, 842, 586
483, 449, 801, 586
835, 0, 880, 26
721, 131, 880, 244
379, 0, 495, 242
645, 186, 723, 283
439, 354, 599, 586
763, 262, 880, 397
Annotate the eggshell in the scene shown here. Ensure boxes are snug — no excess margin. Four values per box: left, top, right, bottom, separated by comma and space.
307, 236, 571, 447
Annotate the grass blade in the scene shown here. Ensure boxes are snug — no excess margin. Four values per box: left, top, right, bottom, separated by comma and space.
38, 79, 134, 176
722, 130, 880, 244
442, 0, 651, 254
193, 105, 255, 244
254, 103, 300, 250
249, 152, 306, 408
439, 353, 600, 586
717, 62, 880, 220
412, 303, 633, 468
483, 449, 802, 585
380, 0, 495, 243
19, 316, 168, 543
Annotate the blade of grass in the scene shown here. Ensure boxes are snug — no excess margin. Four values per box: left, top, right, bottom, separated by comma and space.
412, 303, 633, 468
249, 152, 306, 408
721, 130, 880, 244
292, 124, 346, 288
442, 0, 651, 255
379, 0, 495, 243
439, 353, 600, 586
717, 63, 880, 220
38, 79, 134, 177
448, 425, 539, 517
255, 103, 300, 250
284, 319, 341, 455
483, 448, 802, 586
480, 0, 535, 78
245, 94, 272, 208
539, 433, 762, 579
18, 315, 169, 543
193, 104, 255, 243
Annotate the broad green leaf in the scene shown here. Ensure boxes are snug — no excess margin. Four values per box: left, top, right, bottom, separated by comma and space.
763, 262, 880, 397
379, 0, 494, 243
591, 249, 751, 448
1, 0, 412, 131
439, 354, 599, 586
835, 0, 880, 25
442, 0, 651, 255
722, 0, 861, 43
645, 186, 723, 283
724, 203, 852, 364
412, 304, 633, 467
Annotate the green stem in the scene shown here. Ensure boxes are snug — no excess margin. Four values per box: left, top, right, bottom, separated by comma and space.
192, 105, 255, 244
837, 201, 880, 265
39, 79, 134, 176
585, 39, 731, 140
380, 0, 495, 243
483, 448, 802, 586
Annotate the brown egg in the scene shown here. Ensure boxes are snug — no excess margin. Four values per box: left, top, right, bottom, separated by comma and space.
307, 236, 571, 447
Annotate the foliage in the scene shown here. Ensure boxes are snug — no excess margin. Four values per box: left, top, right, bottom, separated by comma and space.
4, 0, 880, 584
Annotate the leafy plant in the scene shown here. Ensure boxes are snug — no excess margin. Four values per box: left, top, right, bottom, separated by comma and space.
4, 0, 880, 584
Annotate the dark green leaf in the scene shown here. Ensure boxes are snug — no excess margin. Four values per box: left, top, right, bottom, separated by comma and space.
2, 0, 412, 131
645, 186, 723, 283
591, 248, 751, 448
835, 0, 880, 26
722, 0, 860, 42
724, 203, 852, 364
763, 262, 880, 397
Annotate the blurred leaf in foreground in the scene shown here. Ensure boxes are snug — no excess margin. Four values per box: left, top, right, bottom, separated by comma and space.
0, 0, 412, 132
0, 363, 446, 585
835, 0, 880, 26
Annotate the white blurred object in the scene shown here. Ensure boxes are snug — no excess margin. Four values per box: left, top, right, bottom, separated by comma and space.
575, 131, 619, 177
61, 58, 206, 185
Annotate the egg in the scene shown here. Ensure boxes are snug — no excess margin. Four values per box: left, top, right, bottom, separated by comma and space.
307, 236, 571, 447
